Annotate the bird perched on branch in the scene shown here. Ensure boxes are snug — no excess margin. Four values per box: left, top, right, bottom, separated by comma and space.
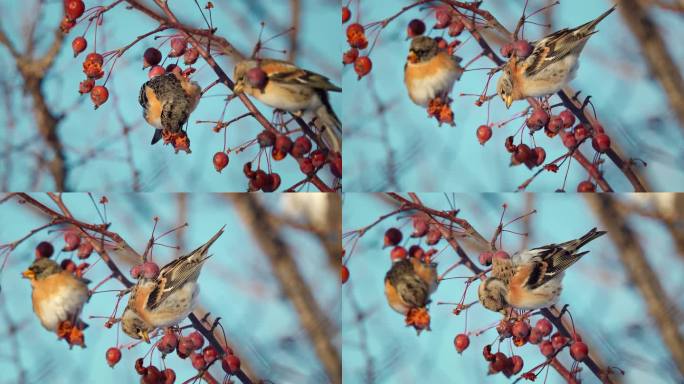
404, 35, 464, 107
478, 228, 606, 314
139, 71, 202, 148
233, 58, 342, 152
384, 256, 438, 315
496, 6, 616, 108
22, 257, 89, 345
121, 226, 224, 343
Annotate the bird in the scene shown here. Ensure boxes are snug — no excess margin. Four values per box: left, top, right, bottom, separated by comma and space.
496, 6, 616, 109
121, 226, 224, 343
478, 228, 606, 314
22, 257, 90, 333
384, 257, 438, 315
232, 58, 342, 153
404, 35, 464, 107
139, 71, 202, 145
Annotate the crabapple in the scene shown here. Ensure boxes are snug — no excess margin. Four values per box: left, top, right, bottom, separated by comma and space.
384, 228, 403, 247
35, 242, 54, 258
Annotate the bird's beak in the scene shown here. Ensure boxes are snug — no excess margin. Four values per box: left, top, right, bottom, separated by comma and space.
140, 329, 150, 343
407, 51, 418, 64
21, 269, 35, 279
504, 95, 513, 109
233, 81, 244, 94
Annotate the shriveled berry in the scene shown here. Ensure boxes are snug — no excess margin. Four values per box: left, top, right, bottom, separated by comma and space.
143, 48, 162, 68
539, 340, 555, 357
592, 133, 611, 153
354, 56, 372, 79
60, 17, 75, 33
77, 242, 93, 259
527, 109, 549, 130
448, 20, 465, 36
412, 216, 429, 237
343, 48, 359, 65
510, 355, 524, 375
346, 23, 365, 40
454, 334, 470, 354
559, 110, 575, 128
390, 246, 407, 261
85, 52, 104, 65
183, 47, 199, 65
482, 345, 495, 362
63, 232, 81, 251
570, 341, 588, 361
163, 368, 176, 384
426, 228, 442, 245
35, 241, 54, 258
342, 6, 351, 23
577, 180, 596, 192
91, 85, 109, 109
514, 144, 531, 163
407, 19, 426, 37
168, 38, 187, 57
257, 130, 276, 147
141, 261, 160, 279
478, 251, 493, 266
500, 43, 514, 58
341, 265, 349, 283
533, 147, 546, 166
384, 228, 403, 247
434, 8, 452, 29
504, 136, 516, 153
221, 354, 241, 374
512, 321, 530, 339
535, 319, 553, 336
65, 0, 85, 20
188, 331, 204, 350
476, 125, 492, 145
135, 357, 146, 375
246, 67, 268, 90
106, 347, 122, 368
79, 78, 95, 94
72, 36, 87, 57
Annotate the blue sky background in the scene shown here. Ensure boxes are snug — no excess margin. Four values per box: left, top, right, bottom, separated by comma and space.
0, 193, 338, 384
0, 0, 340, 192
342, 0, 684, 192
342, 193, 684, 383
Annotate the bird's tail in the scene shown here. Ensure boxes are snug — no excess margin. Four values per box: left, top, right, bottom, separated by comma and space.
581, 5, 617, 33
314, 94, 342, 154
565, 227, 607, 253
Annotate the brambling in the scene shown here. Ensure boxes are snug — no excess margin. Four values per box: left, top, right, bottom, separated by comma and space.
496, 6, 616, 108
233, 59, 342, 152
404, 35, 464, 107
139, 71, 201, 146
478, 228, 606, 313
384, 257, 438, 315
121, 226, 224, 342
22, 257, 89, 333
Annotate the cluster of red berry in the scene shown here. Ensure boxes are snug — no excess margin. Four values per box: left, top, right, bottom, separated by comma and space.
342, 7, 372, 79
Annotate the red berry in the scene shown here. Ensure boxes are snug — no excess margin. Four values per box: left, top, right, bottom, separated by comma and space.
592, 133, 611, 153
346, 23, 364, 40
528, 328, 543, 344
310, 149, 327, 167
35, 242, 54, 258
559, 110, 575, 128
482, 345, 495, 362
85, 52, 104, 65
61, 259, 76, 272
510, 355, 524, 375
570, 341, 588, 361
188, 331, 204, 350
135, 358, 146, 375
476, 125, 492, 145
78, 78, 95, 94
143, 48, 162, 68
547, 116, 563, 134
141, 261, 160, 279
535, 319, 553, 336
329, 152, 342, 178
454, 334, 470, 353
526, 109, 549, 131
411, 216, 429, 237
203, 346, 219, 364
77, 242, 93, 259
408, 245, 424, 259
60, 17, 76, 33
493, 250, 510, 260
390, 246, 407, 261
221, 354, 241, 374
514, 144, 531, 163
342, 6, 351, 23
434, 9, 452, 29
163, 368, 176, 384
343, 48, 359, 65
130, 264, 142, 279
341, 265, 349, 283
291, 136, 312, 158
146, 65, 165, 79
478, 251, 493, 266
551, 332, 568, 350
562, 131, 577, 149
500, 43, 514, 58
574, 123, 589, 141
190, 352, 206, 370
384, 228, 403, 247
539, 340, 555, 357
246, 67, 268, 90
577, 180, 596, 192
169, 37, 187, 57
354, 56, 372, 80
184, 47, 199, 65
491, 352, 508, 372
65, 0, 85, 20
407, 19, 426, 37
298, 157, 315, 175
72, 37, 87, 57
426, 227, 442, 245
257, 130, 276, 148
63, 232, 81, 251
91, 85, 109, 109
106, 347, 122, 367
512, 321, 530, 339
213, 152, 229, 172
513, 39, 533, 58
275, 135, 293, 153
533, 147, 546, 166
251, 170, 268, 190
448, 20, 465, 36
143, 366, 162, 384
178, 336, 195, 356
157, 332, 179, 354
260, 172, 281, 192
504, 136, 516, 153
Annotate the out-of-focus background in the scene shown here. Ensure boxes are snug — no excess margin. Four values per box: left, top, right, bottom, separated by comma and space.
343, 0, 684, 192
0, 193, 340, 384
342, 193, 684, 383
0, 0, 340, 191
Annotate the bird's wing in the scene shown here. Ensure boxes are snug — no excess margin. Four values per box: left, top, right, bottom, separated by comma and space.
146, 254, 209, 310
260, 59, 341, 92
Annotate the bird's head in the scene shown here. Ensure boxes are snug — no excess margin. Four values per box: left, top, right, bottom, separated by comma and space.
496, 67, 514, 109
233, 60, 259, 94
121, 308, 153, 343
478, 276, 509, 313
22, 258, 61, 281
407, 36, 438, 64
